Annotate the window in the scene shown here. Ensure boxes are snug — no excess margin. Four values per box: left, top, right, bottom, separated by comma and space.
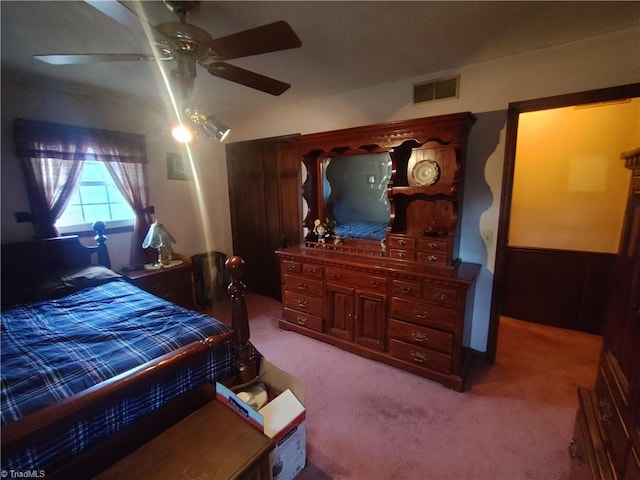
56, 154, 134, 233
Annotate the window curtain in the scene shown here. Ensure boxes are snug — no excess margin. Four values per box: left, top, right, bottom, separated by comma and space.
13, 120, 89, 239
93, 136, 153, 266
13, 119, 152, 265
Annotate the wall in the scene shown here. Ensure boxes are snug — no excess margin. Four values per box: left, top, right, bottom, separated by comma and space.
2, 27, 638, 351
510, 100, 639, 253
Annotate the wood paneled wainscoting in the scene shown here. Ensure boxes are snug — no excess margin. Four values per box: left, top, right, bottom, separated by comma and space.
502, 247, 616, 335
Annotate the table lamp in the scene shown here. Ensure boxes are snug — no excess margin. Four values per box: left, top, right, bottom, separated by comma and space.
142, 220, 183, 270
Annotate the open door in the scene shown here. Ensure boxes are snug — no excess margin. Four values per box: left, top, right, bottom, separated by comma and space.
487, 83, 640, 361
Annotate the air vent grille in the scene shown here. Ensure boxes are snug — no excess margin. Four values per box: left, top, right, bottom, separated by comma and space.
413, 75, 459, 104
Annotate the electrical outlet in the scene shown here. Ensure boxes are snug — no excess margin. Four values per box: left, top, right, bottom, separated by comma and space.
482, 230, 493, 245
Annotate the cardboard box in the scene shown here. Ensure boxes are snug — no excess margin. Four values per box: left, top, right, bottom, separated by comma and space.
216, 359, 306, 480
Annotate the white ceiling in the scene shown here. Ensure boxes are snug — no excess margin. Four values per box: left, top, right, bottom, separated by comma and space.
2, 1, 639, 121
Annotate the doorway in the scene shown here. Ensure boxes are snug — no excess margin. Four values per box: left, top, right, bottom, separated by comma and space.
487, 83, 640, 361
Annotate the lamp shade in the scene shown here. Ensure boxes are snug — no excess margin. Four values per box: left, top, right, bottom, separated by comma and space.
142, 220, 181, 269
142, 220, 175, 250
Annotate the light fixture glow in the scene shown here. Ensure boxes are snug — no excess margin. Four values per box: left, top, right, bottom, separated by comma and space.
169, 109, 230, 144
183, 108, 230, 142
171, 124, 194, 143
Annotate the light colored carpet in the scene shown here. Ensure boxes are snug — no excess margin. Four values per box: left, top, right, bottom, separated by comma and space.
210, 293, 602, 480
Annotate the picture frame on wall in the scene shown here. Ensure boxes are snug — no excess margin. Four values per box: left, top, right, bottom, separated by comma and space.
167, 152, 193, 180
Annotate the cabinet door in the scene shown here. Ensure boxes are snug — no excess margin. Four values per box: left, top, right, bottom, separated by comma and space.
354, 291, 387, 351
326, 283, 354, 340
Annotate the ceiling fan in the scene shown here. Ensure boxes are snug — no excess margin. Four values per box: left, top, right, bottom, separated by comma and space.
33, 0, 302, 98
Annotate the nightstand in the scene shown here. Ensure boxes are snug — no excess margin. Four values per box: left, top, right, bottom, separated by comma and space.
122, 262, 195, 310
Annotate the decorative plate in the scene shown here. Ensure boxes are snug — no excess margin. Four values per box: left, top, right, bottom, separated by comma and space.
411, 160, 440, 186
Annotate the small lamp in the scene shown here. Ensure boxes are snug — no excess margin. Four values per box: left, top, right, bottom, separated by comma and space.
142, 220, 183, 270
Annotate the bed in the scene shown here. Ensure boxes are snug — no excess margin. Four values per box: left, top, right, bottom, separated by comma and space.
1, 234, 259, 478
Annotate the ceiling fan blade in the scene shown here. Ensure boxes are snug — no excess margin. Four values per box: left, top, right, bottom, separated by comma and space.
206, 62, 290, 96
85, 0, 166, 40
33, 54, 167, 65
208, 21, 302, 60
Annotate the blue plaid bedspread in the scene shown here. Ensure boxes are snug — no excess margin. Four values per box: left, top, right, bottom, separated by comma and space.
333, 221, 388, 240
1, 278, 240, 471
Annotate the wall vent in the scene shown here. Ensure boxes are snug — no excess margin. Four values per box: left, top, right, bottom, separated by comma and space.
413, 75, 460, 104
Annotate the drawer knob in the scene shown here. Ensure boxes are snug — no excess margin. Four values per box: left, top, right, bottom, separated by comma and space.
436, 293, 447, 301
398, 252, 405, 258
298, 300, 309, 308
427, 255, 437, 262
599, 399, 613, 425
414, 309, 429, 319
330, 273, 341, 280
410, 350, 427, 363
297, 282, 308, 290
287, 265, 296, 271
411, 330, 428, 343
296, 315, 307, 325
568, 438, 584, 461
399, 239, 406, 246
427, 242, 438, 249
401, 286, 413, 294
371, 280, 380, 287
307, 268, 317, 274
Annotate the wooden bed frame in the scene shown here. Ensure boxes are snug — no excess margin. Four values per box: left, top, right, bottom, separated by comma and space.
1, 234, 256, 478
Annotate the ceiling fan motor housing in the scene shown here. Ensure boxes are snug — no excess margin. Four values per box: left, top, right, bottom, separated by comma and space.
163, 1, 200, 20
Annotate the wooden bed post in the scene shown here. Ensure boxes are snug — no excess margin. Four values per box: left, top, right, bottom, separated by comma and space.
92, 221, 111, 268
226, 256, 257, 384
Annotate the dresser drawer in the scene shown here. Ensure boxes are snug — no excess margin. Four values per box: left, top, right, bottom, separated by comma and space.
596, 366, 630, 471
417, 251, 448, 266
283, 290, 324, 317
302, 263, 323, 278
391, 297, 455, 331
388, 338, 451, 373
418, 237, 451, 253
124, 265, 194, 310
387, 235, 416, 251
422, 284, 458, 309
391, 280, 457, 308
389, 319, 453, 353
283, 307, 323, 332
388, 249, 415, 261
325, 267, 387, 294
284, 273, 323, 297
568, 408, 595, 480
392, 279, 422, 300
281, 260, 302, 275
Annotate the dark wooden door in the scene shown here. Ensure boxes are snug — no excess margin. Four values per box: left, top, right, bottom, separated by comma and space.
226, 135, 299, 300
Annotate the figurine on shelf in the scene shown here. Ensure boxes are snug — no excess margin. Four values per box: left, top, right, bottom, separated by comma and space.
313, 219, 330, 244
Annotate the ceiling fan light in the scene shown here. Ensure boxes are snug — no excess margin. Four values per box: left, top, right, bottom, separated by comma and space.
171, 124, 193, 143
203, 116, 230, 142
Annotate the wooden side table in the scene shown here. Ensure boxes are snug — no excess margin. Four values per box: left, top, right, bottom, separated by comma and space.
96, 399, 274, 480
121, 262, 195, 310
